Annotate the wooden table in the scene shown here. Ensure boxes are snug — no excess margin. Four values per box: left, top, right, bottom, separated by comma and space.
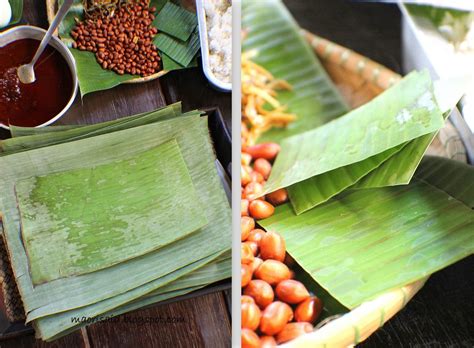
285, 0, 474, 347
0, 1, 232, 346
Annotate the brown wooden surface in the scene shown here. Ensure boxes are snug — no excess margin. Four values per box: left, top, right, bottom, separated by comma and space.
0, 1, 231, 347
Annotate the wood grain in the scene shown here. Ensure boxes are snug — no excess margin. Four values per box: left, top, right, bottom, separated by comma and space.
86, 293, 231, 348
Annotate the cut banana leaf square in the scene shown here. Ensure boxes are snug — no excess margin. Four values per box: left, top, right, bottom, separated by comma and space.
0, 115, 230, 323
17, 139, 207, 285
154, 28, 200, 67
260, 176, 474, 309
242, 0, 348, 143
264, 70, 445, 213
154, 1, 197, 41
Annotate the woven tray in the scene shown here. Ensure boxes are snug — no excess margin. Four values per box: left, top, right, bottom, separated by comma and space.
279, 31, 468, 347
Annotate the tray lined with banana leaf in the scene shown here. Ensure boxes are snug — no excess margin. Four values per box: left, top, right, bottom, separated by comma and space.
0, 103, 231, 341
241, 0, 473, 346
46, 0, 201, 95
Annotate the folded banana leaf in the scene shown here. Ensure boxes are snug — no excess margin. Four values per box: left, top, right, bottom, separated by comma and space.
17, 139, 207, 284
259, 156, 474, 308
264, 70, 445, 214
59, 0, 199, 95
242, 0, 348, 143
0, 115, 230, 321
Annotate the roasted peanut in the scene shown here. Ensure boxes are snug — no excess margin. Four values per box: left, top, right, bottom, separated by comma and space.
250, 257, 263, 273
260, 231, 286, 262
247, 229, 266, 246
253, 158, 272, 179
249, 170, 264, 184
254, 260, 291, 285
249, 200, 275, 220
266, 188, 289, 206
242, 328, 260, 348
241, 216, 255, 242
260, 301, 293, 335
260, 336, 277, 348
275, 280, 310, 304
243, 280, 274, 309
241, 199, 249, 217
241, 295, 255, 305
241, 243, 255, 265
295, 296, 323, 324
276, 322, 313, 344
241, 165, 251, 186
241, 264, 252, 287
244, 143, 281, 161
241, 302, 261, 331
244, 241, 259, 256
244, 182, 264, 201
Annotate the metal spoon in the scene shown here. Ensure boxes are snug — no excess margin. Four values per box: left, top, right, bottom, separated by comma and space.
17, 0, 74, 84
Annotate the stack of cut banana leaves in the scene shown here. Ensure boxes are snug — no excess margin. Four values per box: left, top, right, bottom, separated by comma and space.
0, 103, 231, 341
244, 0, 474, 313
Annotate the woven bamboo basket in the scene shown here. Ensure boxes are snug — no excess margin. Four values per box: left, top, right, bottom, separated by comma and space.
277, 31, 467, 347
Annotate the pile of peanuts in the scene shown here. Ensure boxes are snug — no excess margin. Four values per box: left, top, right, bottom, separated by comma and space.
241, 123, 323, 347
71, 0, 161, 76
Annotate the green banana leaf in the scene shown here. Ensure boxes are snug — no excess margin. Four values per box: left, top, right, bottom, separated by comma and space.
285, 73, 469, 214
58, 0, 199, 95
259, 158, 474, 309
264, 71, 445, 212
154, 1, 197, 41
415, 155, 474, 208
0, 115, 230, 321
17, 139, 207, 284
287, 146, 404, 214
8, 0, 23, 25
34, 250, 225, 340
406, 4, 474, 46
0, 103, 185, 155
242, 0, 348, 143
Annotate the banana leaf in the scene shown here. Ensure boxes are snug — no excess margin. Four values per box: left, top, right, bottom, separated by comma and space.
0, 103, 185, 155
34, 249, 225, 340
10, 125, 78, 137
154, 1, 197, 41
58, 0, 199, 95
415, 155, 474, 208
259, 159, 474, 308
285, 73, 469, 214
0, 115, 230, 320
242, 0, 348, 143
8, 0, 23, 25
17, 139, 207, 284
264, 71, 445, 212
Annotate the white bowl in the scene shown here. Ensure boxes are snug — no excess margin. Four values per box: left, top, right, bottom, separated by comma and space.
196, 0, 232, 92
0, 25, 78, 130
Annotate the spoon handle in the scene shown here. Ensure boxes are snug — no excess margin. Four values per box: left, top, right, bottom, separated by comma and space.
30, 0, 74, 66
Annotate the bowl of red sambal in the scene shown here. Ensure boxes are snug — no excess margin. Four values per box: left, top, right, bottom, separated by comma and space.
0, 25, 78, 129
